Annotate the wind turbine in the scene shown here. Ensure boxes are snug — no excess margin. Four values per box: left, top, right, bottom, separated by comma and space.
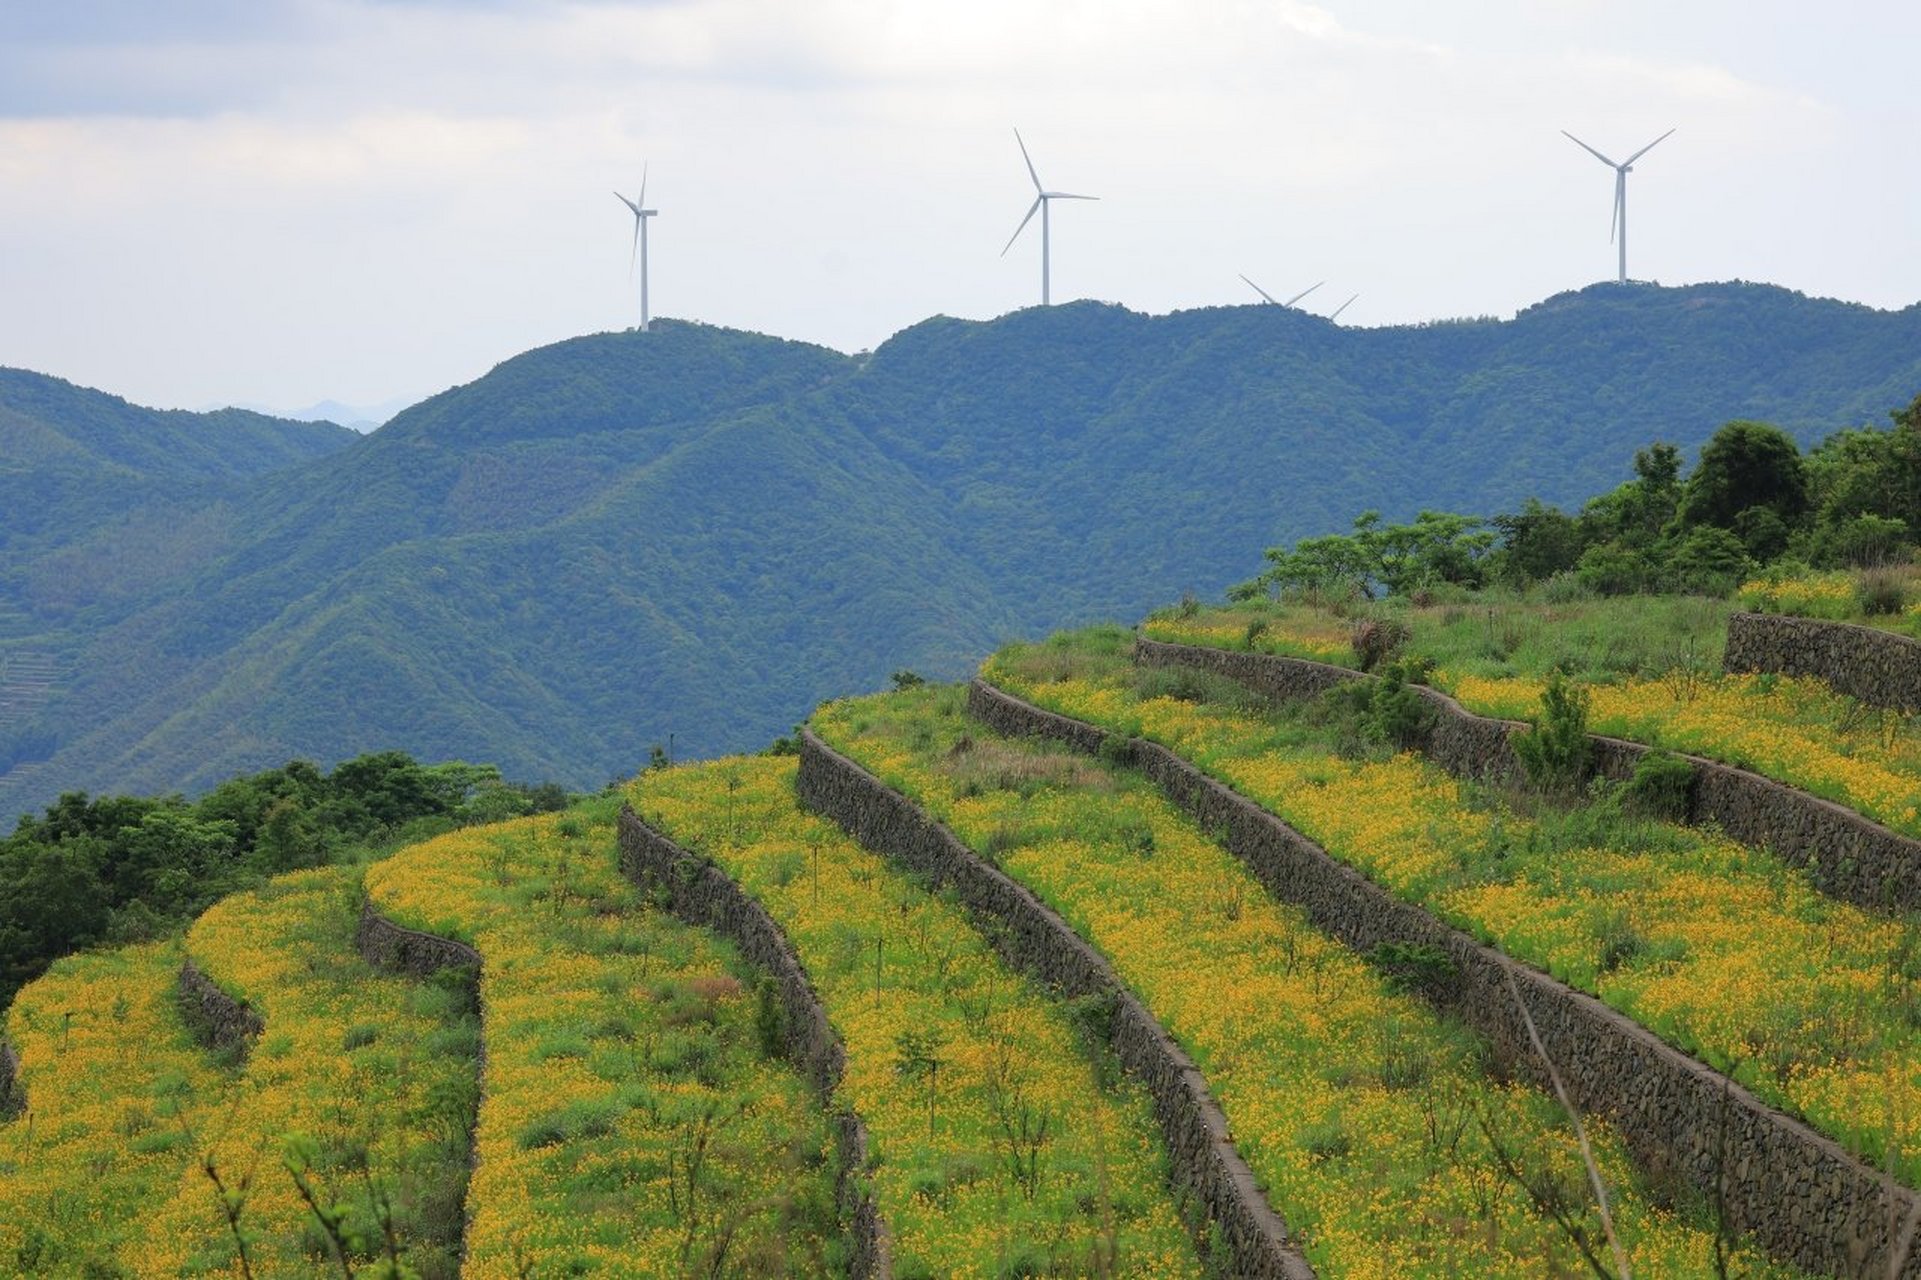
613, 166, 657, 331
1562, 128, 1674, 284
1239, 275, 1323, 308
1327, 294, 1359, 322
1001, 130, 1097, 306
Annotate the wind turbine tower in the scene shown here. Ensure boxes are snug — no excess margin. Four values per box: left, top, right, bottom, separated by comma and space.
614, 167, 658, 331
1002, 130, 1097, 306
1562, 129, 1674, 284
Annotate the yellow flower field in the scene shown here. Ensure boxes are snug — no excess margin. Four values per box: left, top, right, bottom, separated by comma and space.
629, 756, 1203, 1279
814, 686, 1807, 1279
1147, 604, 1921, 836
364, 802, 842, 1278
987, 635, 1921, 1183
0, 941, 236, 1274
135, 864, 477, 1277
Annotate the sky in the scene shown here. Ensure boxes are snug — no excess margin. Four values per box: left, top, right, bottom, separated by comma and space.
1, 0, 1916, 420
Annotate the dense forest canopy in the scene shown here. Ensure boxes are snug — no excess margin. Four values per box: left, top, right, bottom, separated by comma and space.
3, 282, 1920, 817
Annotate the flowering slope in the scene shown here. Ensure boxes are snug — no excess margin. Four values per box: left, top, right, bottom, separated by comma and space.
0, 941, 235, 1273
136, 863, 478, 1277
1145, 602, 1921, 837
364, 800, 841, 1278
813, 685, 1806, 1278
629, 756, 1203, 1280
990, 627, 1921, 1182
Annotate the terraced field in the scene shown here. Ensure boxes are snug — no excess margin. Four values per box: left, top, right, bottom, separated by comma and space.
4, 592, 1920, 1277
149, 863, 478, 1276
1, 941, 235, 1273
983, 626, 1921, 1186
365, 801, 845, 1278
811, 684, 1807, 1278
1144, 599, 1921, 836
630, 756, 1206, 1279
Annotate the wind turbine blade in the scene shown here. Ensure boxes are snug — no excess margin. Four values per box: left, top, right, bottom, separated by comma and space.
1239, 274, 1282, 306
1624, 127, 1675, 166
1013, 128, 1043, 193
1050, 192, 1099, 201
614, 190, 641, 215
1610, 173, 1622, 243
1561, 131, 1620, 168
630, 216, 640, 274
638, 162, 648, 208
1001, 197, 1042, 255
1284, 281, 1324, 307
1329, 294, 1359, 321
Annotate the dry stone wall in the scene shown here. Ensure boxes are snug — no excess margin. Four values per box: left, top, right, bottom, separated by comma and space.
969, 676, 1921, 1280
617, 806, 891, 1280
176, 957, 264, 1054
0, 1039, 20, 1118
1726, 610, 1921, 713
1137, 636, 1921, 912
795, 729, 1318, 1280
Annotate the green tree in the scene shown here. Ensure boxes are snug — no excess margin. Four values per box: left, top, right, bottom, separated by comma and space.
1677, 420, 1810, 546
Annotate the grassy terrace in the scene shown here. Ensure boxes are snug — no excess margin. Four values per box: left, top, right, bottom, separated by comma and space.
629, 756, 1204, 1280
1144, 596, 1921, 837
364, 800, 843, 1278
812, 685, 1804, 1279
0, 941, 234, 1274
985, 626, 1921, 1184
145, 863, 478, 1277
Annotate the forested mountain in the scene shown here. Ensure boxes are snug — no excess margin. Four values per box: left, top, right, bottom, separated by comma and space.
4, 282, 1919, 812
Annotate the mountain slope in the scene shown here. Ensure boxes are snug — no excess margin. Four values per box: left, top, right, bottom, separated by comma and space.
4, 283, 1920, 811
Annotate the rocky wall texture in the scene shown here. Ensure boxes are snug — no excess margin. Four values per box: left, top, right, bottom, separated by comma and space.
354, 902, 483, 978
1137, 636, 1921, 912
0, 1039, 20, 1118
617, 806, 891, 1280
970, 676, 1921, 1280
1726, 610, 1921, 713
795, 729, 1317, 1280
176, 957, 264, 1054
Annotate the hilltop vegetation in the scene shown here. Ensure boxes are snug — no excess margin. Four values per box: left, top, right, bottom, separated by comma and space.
7, 283, 1921, 818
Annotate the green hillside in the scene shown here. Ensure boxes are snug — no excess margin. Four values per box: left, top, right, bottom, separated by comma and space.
5, 283, 1921, 813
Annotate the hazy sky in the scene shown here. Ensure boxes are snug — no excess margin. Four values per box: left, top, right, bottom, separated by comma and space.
2, 0, 1916, 417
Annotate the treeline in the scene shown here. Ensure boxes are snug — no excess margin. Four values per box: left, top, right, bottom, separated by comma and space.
1238, 391, 1921, 601
0, 751, 569, 1010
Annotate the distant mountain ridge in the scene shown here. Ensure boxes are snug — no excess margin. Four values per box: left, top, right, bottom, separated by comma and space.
3, 283, 1919, 813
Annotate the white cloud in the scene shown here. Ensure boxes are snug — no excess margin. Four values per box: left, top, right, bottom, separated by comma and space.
0, 0, 1913, 412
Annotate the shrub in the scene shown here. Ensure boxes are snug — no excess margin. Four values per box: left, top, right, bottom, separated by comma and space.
1621, 750, 1695, 822
1512, 671, 1592, 795
1350, 617, 1410, 672
1364, 942, 1457, 1001
1366, 659, 1435, 751
1856, 566, 1909, 616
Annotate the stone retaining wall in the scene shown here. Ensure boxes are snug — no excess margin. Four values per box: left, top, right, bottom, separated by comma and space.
1137, 636, 1921, 912
354, 902, 483, 1267
795, 729, 1317, 1280
355, 902, 483, 978
617, 806, 891, 1280
176, 958, 264, 1054
969, 676, 1921, 1280
0, 1039, 20, 1118
1726, 610, 1921, 713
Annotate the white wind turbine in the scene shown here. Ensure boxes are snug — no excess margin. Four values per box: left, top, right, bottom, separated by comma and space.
1562, 128, 1674, 284
1002, 130, 1097, 306
613, 166, 658, 331
1239, 275, 1323, 308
